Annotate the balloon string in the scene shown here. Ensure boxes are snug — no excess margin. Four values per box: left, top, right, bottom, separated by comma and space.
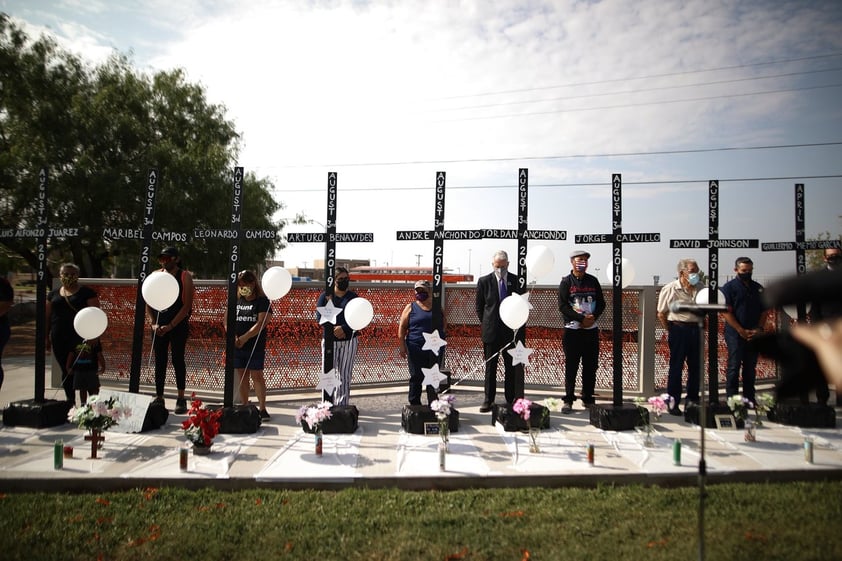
437, 333, 519, 397
146, 310, 161, 372
50, 338, 89, 402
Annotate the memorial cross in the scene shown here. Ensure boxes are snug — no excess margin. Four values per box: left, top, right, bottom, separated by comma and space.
84, 430, 106, 459
668, 180, 759, 400
574, 174, 660, 407
395, 169, 566, 396
0, 168, 82, 400
761, 183, 842, 321
286, 172, 375, 402
395, 169, 567, 322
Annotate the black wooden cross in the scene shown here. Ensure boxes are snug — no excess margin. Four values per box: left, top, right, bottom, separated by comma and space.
574, 174, 661, 414
0, 168, 82, 401
395, 168, 567, 319
668, 180, 759, 402
395, 168, 566, 398
761, 183, 842, 321
286, 172, 375, 403
192, 167, 280, 407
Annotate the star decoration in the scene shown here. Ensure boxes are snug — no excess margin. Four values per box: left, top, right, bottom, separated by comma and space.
507, 340, 534, 367
316, 299, 343, 325
421, 363, 448, 391
315, 367, 341, 397
421, 329, 448, 356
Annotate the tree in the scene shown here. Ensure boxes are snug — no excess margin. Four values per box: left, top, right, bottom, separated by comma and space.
0, 14, 286, 279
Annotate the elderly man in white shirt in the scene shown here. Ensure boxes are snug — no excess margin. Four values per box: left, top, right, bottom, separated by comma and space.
656, 258, 703, 415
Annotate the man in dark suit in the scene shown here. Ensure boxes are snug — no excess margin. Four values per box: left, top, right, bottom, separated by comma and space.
475, 250, 526, 412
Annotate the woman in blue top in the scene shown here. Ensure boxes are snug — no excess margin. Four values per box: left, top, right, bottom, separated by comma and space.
225, 270, 271, 420
398, 280, 446, 405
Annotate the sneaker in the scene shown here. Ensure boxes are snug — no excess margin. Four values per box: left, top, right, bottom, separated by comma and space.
561, 404, 573, 414
259, 409, 270, 420
174, 398, 188, 414
479, 402, 493, 413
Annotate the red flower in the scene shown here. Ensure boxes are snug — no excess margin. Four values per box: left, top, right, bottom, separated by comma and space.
181, 396, 223, 446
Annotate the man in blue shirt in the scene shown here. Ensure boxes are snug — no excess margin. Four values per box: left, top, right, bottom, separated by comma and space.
721, 257, 769, 404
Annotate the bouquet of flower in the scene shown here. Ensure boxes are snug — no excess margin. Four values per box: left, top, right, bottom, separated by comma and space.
295, 401, 333, 434
754, 393, 775, 426
181, 395, 223, 446
431, 394, 456, 447
68, 394, 128, 432
635, 393, 674, 426
540, 397, 564, 412
727, 394, 752, 422
513, 398, 545, 453
513, 397, 533, 421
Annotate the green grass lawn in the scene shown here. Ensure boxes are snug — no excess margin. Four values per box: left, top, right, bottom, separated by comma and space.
1, 481, 841, 560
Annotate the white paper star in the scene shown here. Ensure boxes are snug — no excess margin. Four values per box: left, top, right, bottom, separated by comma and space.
507, 340, 534, 367
421, 363, 448, 391
315, 367, 341, 397
421, 329, 448, 356
316, 300, 343, 325
521, 291, 534, 310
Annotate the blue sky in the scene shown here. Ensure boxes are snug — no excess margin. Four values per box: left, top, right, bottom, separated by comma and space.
4, 0, 842, 284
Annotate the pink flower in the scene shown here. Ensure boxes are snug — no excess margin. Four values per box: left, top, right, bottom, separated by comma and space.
513, 398, 532, 421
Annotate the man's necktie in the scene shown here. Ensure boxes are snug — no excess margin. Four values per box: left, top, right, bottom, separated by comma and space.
499, 277, 506, 301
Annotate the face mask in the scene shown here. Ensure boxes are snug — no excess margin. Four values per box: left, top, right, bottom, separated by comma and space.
415, 292, 429, 302
60, 275, 76, 288
828, 255, 841, 269
494, 267, 507, 278
238, 286, 253, 298
336, 278, 350, 291
574, 262, 587, 273
737, 272, 752, 282
687, 273, 700, 286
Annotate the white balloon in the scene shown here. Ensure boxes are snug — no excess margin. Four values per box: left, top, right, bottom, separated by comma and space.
525, 245, 554, 281
262, 266, 293, 300
344, 297, 374, 331
73, 307, 108, 340
695, 287, 727, 305
604, 258, 636, 288
499, 294, 530, 330
142, 271, 179, 311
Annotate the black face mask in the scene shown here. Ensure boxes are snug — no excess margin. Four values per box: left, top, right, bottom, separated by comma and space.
737, 272, 752, 282
336, 278, 350, 291
827, 255, 841, 269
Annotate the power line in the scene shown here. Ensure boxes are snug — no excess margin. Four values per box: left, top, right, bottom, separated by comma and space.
436, 82, 842, 123
434, 67, 842, 114
275, 174, 842, 194
432, 52, 842, 101
271, 141, 842, 169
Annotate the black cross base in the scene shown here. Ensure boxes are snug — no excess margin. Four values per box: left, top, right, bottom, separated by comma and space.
588, 403, 642, 431
1, 399, 72, 428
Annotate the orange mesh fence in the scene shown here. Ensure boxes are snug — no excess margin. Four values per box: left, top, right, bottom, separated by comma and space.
85, 281, 777, 395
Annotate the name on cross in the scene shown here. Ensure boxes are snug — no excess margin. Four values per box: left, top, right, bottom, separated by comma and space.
0, 228, 80, 238
102, 228, 187, 242
575, 233, 661, 243
762, 240, 842, 251
287, 232, 374, 243
670, 239, 758, 249
193, 229, 277, 240
396, 229, 566, 241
